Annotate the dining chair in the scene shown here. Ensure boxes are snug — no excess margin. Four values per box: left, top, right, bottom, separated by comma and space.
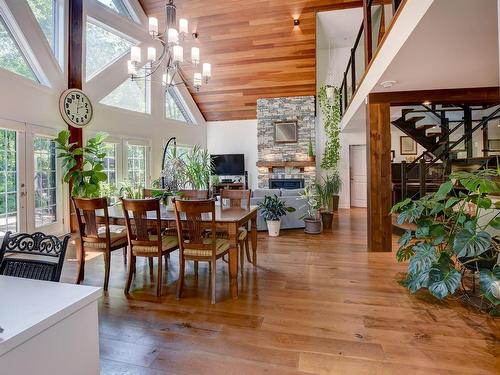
121, 198, 179, 296
220, 189, 252, 275
0, 231, 70, 282
179, 189, 209, 200
143, 188, 168, 198
73, 197, 128, 291
173, 198, 231, 304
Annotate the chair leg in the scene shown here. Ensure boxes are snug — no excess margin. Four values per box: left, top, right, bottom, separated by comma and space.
76, 244, 85, 284
103, 251, 111, 291
164, 253, 169, 269
176, 255, 185, 299
123, 246, 127, 265
157, 256, 163, 297
194, 261, 199, 278
211, 260, 217, 304
125, 254, 135, 294
239, 241, 244, 278
245, 237, 251, 262
148, 257, 154, 276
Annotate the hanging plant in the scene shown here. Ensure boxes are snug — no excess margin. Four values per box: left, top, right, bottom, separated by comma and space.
318, 85, 341, 171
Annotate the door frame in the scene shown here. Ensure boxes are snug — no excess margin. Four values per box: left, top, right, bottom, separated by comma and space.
349, 144, 368, 208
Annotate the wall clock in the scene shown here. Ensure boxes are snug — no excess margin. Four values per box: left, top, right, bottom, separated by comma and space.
59, 88, 93, 128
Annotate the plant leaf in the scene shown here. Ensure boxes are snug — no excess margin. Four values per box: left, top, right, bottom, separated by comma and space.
408, 242, 437, 275
479, 268, 500, 306
453, 229, 491, 258
428, 267, 461, 300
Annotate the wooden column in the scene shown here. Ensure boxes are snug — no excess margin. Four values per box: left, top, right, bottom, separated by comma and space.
366, 98, 392, 252
68, 0, 83, 231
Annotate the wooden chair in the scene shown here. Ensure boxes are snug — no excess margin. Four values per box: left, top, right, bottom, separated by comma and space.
220, 189, 252, 275
121, 198, 179, 296
0, 231, 70, 282
173, 198, 231, 304
143, 188, 168, 198
73, 197, 128, 291
179, 189, 209, 200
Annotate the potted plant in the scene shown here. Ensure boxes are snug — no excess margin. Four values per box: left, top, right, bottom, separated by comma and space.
307, 136, 315, 162
54, 130, 108, 198
257, 195, 295, 237
299, 185, 322, 234
184, 145, 213, 189
391, 168, 500, 314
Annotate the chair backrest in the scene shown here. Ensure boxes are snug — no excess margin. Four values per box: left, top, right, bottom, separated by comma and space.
173, 199, 216, 256
121, 198, 162, 252
0, 232, 70, 282
179, 189, 209, 200
221, 189, 251, 209
72, 197, 110, 246
143, 188, 168, 198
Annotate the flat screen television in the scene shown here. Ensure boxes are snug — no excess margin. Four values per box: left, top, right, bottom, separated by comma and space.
211, 154, 245, 176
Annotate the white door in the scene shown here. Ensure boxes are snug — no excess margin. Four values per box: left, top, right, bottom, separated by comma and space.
350, 145, 367, 208
0, 120, 64, 237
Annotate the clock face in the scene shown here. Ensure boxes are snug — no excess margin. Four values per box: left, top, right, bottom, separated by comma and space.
59, 89, 93, 128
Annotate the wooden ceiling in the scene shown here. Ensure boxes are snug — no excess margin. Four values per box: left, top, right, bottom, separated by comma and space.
138, 0, 362, 121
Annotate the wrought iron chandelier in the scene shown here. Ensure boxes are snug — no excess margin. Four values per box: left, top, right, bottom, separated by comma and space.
127, 0, 212, 91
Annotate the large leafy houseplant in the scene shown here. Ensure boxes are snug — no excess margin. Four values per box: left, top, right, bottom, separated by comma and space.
54, 130, 108, 198
257, 195, 295, 237
298, 186, 322, 234
318, 85, 341, 172
184, 145, 212, 190
316, 172, 342, 212
391, 169, 500, 314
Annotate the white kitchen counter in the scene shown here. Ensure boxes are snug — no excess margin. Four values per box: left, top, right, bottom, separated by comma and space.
0, 275, 101, 375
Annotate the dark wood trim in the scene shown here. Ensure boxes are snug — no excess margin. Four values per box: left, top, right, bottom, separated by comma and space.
362, 0, 372, 66
366, 99, 392, 252
369, 87, 500, 106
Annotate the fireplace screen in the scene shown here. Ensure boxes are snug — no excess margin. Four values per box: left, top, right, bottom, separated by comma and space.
274, 121, 297, 143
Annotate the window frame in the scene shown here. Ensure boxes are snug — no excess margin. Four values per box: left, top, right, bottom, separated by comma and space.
165, 86, 196, 124
124, 139, 151, 188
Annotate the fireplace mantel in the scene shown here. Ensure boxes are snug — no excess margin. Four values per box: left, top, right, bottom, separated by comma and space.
256, 160, 316, 172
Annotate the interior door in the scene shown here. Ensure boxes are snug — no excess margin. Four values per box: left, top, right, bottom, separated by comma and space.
350, 145, 367, 208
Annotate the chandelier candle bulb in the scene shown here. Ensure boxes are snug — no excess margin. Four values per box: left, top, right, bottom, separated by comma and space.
147, 47, 157, 62
127, 60, 136, 75
191, 47, 200, 65
173, 45, 183, 62
130, 46, 141, 63
168, 28, 179, 44
179, 18, 188, 35
202, 63, 212, 79
194, 72, 202, 89
148, 17, 158, 36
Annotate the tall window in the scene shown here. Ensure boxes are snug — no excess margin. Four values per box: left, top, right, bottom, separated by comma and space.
0, 129, 18, 235
27, 0, 56, 52
165, 87, 192, 123
102, 142, 118, 185
100, 76, 149, 113
96, 0, 134, 21
33, 136, 57, 228
0, 15, 37, 81
127, 144, 147, 188
85, 20, 134, 80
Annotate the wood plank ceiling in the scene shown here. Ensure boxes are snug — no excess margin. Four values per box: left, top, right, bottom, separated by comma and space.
139, 0, 362, 121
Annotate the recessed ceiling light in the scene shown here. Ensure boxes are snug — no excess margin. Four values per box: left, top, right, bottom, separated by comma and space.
293, 19, 300, 26
423, 100, 431, 105
380, 80, 397, 88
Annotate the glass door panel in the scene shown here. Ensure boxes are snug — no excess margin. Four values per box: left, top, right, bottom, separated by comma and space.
0, 129, 19, 236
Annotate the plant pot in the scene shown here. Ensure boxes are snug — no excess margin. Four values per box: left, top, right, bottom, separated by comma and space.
320, 211, 334, 230
330, 195, 340, 212
307, 155, 316, 162
267, 220, 281, 237
163, 196, 175, 211
304, 218, 322, 234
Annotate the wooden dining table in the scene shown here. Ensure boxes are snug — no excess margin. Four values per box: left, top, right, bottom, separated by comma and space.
97, 203, 259, 299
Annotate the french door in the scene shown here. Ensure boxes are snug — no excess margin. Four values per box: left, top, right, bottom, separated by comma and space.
0, 119, 64, 237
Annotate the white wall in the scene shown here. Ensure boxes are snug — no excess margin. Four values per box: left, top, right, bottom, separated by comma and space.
206, 120, 258, 189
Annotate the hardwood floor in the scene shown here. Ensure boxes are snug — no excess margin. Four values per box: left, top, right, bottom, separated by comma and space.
60, 208, 500, 375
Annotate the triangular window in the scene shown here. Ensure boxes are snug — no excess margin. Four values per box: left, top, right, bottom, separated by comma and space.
100, 76, 149, 113
165, 87, 193, 124
27, 0, 56, 52
97, 0, 134, 21
0, 15, 37, 81
85, 20, 135, 81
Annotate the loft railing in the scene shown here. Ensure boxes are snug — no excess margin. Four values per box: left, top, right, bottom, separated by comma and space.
339, 0, 402, 116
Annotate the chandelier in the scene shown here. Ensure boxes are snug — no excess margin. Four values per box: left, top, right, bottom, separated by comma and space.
127, 0, 211, 91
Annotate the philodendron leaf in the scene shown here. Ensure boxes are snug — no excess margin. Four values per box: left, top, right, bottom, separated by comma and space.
408, 242, 437, 275
489, 216, 500, 230
480, 268, 500, 306
476, 196, 492, 209
397, 203, 424, 225
396, 245, 414, 262
435, 181, 453, 199
428, 267, 461, 300
398, 230, 413, 247
405, 270, 431, 294
453, 229, 491, 258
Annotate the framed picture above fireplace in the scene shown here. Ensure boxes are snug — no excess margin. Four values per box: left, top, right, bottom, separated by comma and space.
274, 121, 298, 143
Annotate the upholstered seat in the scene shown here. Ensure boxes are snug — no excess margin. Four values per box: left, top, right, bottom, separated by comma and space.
84, 228, 127, 249
133, 235, 179, 254
183, 238, 230, 257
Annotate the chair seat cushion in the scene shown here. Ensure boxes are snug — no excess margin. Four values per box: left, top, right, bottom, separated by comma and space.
85, 231, 127, 249
133, 235, 179, 254
183, 238, 230, 257
214, 228, 247, 241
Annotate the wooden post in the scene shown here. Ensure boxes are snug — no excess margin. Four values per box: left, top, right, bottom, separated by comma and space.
419, 159, 426, 198
366, 98, 392, 252
464, 105, 473, 159
68, 0, 83, 231
482, 116, 489, 157
400, 160, 407, 199
363, 0, 372, 66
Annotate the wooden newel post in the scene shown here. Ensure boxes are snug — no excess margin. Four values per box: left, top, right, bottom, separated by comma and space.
419, 159, 426, 198
400, 161, 407, 200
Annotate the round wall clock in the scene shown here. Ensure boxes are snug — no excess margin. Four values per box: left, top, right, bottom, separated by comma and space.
59, 89, 93, 128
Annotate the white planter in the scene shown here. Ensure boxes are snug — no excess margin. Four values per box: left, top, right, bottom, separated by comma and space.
267, 220, 281, 237
164, 196, 175, 211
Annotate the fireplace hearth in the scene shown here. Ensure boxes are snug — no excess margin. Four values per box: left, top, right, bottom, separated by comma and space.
269, 179, 304, 189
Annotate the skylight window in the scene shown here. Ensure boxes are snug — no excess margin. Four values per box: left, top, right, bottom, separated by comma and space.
96, 0, 134, 20
100, 76, 149, 113
165, 87, 194, 124
0, 15, 37, 81
85, 20, 135, 81
27, 0, 56, 52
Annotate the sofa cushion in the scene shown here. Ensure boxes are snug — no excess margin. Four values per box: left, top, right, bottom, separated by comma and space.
252, 189, 281, 198
280, 188, 304, 197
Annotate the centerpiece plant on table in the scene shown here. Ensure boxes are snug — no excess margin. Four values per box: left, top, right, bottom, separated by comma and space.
391, 168, 500, 314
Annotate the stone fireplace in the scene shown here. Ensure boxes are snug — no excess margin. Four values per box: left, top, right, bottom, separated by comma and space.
256, 96, 316, 188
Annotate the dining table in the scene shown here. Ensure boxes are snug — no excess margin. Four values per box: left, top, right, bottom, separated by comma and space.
97, 202, 259, 299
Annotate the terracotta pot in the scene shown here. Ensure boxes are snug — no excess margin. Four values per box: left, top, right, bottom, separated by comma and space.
307, 155, 316, 162
304, 218, 322, 234
320, 211, 334, 230
267, 220, 281, 237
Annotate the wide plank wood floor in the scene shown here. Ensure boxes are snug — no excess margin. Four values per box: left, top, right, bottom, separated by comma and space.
60, 208, 500, 375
